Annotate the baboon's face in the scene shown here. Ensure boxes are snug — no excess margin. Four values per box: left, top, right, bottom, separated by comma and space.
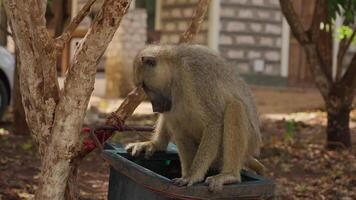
133, 49, 172, 113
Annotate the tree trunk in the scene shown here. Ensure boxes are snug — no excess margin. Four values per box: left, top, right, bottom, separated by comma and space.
36, 155, 73, 199
0, 2, 7, 46
35, 152, 80, 200
326, 102, 352, 149
64, 162, 80, 200
12, 48, 29, 134
5, 0, 132, 199
279, 0, 354, 149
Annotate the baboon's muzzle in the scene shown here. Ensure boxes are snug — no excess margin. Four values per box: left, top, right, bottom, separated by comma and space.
150, 95, 172, 113
142, 84, 172, 113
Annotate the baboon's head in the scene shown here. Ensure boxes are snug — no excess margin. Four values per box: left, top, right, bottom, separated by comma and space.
133, 45, 173, 113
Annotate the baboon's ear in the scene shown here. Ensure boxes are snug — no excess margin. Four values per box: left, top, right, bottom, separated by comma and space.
141, 56, 156, 67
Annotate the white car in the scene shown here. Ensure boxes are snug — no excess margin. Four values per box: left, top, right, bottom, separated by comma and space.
0, 46, 14, 118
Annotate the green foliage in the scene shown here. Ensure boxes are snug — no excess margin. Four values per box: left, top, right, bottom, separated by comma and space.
337, 25, 356, 43
328, 0, 356, 25
284, 120, 296, 141
327, 1, 356, 42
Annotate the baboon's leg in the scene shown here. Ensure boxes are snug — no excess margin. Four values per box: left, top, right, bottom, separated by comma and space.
174, 136, 197, 178
205, 100, 248, 192
172, 124, 222, 187
245, 157, 266, 176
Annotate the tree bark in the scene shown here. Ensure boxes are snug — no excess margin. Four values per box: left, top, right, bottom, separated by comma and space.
0, 2, 7, 46
179, 0, 210, 43
12, 48, 30, 135
64, 163, 80, 200
326, 102, 351, 149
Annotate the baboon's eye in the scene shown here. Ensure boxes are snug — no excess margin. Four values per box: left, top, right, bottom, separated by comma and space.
141, 56, 156, 67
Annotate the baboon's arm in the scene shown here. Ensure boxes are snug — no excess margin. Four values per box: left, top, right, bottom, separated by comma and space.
125, 116, 170, 157
151, 116, 171, 150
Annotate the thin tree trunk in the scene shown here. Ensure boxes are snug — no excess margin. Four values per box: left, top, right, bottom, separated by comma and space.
13, 48, 29, 135
326, 101, 352, 149
280, 0, 354, 149
0, 2, 7, 46
64, 162, 80, 200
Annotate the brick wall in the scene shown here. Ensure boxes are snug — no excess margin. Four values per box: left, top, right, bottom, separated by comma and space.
219, 0, 283, 75
160, 0, 209, 44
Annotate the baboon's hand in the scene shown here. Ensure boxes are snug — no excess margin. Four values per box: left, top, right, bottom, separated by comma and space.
125, 141, 157, 158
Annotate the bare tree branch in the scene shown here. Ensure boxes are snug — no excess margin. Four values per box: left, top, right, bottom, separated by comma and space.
279, 0, 310, 45
106, 87, 146, 125
339, 53, 356, 101
179, 0, 210, 43
54, 0, 97, 50
308, 0, 333, 80
336, 25, 356, 80
308, 0, 320, 40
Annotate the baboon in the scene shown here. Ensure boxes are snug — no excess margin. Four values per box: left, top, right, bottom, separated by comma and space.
125, 44, 265, 192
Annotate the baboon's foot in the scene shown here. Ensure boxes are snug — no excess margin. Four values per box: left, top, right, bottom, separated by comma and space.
205, 173, 241, 192
172, 175, 204, 187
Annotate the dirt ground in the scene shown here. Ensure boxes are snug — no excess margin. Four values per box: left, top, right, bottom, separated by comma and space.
0, 88, 355, 200
251, 86, 325, 114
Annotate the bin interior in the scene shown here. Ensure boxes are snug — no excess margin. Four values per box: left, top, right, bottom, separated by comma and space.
107, 143, 257, 183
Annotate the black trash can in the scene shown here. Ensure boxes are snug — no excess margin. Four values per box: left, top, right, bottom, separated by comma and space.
102, 142, 275, 200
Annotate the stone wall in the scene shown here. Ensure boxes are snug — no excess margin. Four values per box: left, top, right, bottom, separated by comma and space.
219, 0, 283, 75
160, 0, 209, 44
105, 9, 147, 97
